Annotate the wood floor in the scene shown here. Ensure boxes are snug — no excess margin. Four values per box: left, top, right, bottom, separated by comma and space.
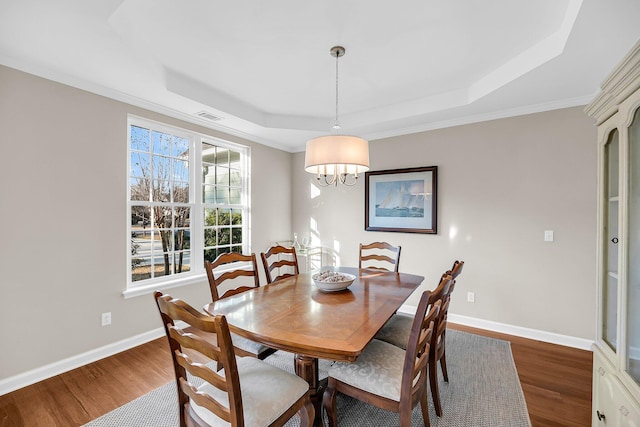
0, 324, 592, 427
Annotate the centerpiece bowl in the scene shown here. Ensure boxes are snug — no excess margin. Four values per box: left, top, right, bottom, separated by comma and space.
312, 271, 356, 292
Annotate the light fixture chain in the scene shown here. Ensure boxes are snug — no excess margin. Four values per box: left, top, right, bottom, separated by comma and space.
334, 49, 340, 131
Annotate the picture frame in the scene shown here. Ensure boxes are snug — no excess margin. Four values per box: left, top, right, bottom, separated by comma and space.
365, 166, 437, 234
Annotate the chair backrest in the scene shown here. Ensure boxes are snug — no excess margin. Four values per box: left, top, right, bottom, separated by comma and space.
401, 290, 441, 408
154, 292, 243, 427
428, 274, 454, 354
358, 241, 401, 272
260, 245, 300, 284
205, 252, 260, 301
448, 260, 464, 281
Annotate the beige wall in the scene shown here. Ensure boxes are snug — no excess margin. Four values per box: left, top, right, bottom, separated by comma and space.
0, 63, 597, 385
293, 106, 597, 340
0, 65, 292, 379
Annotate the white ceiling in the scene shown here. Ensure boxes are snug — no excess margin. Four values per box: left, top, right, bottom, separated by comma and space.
1, 0, 639, 152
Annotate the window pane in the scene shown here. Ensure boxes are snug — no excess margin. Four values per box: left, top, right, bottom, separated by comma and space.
217, 149, 229, 165
130, 178, 149, 201
173, 158, 189, 182
231, 227, 242, 244
219, 228, 230, 245
204, 208, 217, 226
203, 184, 215, 203
131, 205, 151, 228
130, 152, 150, 178
218, 209, 231, 225
204, 228, 217, 247
231, 210, 242, 225
175, 229, 190, 250
174, 251, 190, 274
204, 249, 217, 263
230, 169, 241, 186
216, 167, 230, 186
230, 188, 241, 205
216, 187, 229, 204
173, 182, 189, 203
153, 156, 171, 181
152, 180, 170, 202
173, 136, 189, 157
130, 125, 150, 152
153, 131, 172, 156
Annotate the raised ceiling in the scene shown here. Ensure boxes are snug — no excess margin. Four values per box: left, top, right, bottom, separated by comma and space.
1, 0, 639, 152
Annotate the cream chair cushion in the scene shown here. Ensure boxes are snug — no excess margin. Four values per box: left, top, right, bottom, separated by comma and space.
328, 339, 406, 402
191, 356, 309, 427
374, 313, 412, 350
231, 332, 273, 355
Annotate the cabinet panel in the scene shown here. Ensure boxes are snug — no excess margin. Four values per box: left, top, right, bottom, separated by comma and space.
627, 106, 640, 384
594, 349, 640, 426
604, 129, 619, 352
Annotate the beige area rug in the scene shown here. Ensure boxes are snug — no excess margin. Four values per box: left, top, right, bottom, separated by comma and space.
84, 329, 531, 426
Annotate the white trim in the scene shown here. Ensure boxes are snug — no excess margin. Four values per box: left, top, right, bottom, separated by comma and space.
0, 327, 166, 396
397, 305, 594, 351
447, 313, 593, 350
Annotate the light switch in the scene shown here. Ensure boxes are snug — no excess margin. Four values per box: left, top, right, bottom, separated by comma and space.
544, 230, 554, 242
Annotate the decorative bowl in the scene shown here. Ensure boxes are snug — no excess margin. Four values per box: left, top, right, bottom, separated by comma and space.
312, 271, 356, 292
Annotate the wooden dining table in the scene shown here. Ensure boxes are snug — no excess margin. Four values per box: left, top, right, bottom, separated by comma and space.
203, 266, 424, 425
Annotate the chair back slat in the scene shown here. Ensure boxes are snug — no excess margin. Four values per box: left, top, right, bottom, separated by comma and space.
358, 242, 401, 272
402, 290, 441, 408
205, 252, 260, 302
261, 245, 300, 283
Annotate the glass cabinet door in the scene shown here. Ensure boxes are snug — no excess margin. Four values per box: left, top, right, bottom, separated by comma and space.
627, 106, 640, 383
603, 128, 619, 352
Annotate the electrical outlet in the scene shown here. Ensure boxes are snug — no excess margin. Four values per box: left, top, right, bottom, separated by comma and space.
101, 312, 112, 326
467, 292, 475, 303
544, 230, 554, 242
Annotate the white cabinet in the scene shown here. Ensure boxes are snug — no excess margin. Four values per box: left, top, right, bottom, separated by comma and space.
593, 348, 640, 426
586, 40, 640, 426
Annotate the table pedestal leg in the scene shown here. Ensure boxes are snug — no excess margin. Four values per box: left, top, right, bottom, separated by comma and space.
295, 354, 323, 426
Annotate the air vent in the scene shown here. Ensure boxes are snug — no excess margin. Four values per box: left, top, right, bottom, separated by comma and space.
195, 111, 222, 121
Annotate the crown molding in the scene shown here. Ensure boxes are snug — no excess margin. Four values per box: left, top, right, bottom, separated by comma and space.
585, 40, 640, 123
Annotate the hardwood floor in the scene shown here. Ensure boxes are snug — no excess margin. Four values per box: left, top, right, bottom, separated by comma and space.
0, 324, 592, 427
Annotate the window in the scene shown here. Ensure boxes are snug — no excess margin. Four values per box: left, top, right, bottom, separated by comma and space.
128, 116, 248, 294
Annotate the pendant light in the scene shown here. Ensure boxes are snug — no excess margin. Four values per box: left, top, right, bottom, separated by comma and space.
304, 46, 370, 186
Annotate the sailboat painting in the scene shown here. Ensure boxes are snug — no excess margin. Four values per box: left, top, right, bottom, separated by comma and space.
365, 166, 437, 234
375, 180, 426, 218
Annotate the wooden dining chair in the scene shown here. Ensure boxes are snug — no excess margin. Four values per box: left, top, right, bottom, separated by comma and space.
260, 245, 300, 284
323, 291, 442, 427
375, 261, 464, 416
358, 241, 401, 272
204, 252, 276, 360
154, 292, 314, 427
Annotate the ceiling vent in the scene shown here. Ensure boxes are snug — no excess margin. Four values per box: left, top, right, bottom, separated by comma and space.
195, 111, 222, 121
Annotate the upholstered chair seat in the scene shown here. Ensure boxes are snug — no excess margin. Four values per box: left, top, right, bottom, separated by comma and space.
327, 339, 407, 401
192, 356, 310, 427
373, 314, 413, 350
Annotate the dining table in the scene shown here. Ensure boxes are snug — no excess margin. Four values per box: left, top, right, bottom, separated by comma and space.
203, 266, 424, 426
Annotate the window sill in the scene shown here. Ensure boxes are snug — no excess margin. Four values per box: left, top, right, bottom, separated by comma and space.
122, 273, 207, 299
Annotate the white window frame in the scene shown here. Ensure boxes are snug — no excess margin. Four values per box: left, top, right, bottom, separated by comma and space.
125, 115, 250, 298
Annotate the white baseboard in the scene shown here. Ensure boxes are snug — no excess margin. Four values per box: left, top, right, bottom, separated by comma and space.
0, 327, 166, 396
397, 306, 594, 351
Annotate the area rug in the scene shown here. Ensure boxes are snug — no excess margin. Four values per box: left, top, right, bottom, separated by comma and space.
83, 330, 531, 426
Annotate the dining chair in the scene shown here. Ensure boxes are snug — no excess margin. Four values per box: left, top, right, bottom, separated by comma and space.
260, 244, 300, 284
358, 241, 401, 272
375, 261, 464, 416
322, 291, 442, 427
204, 252, 277, 360
154, 291, 314, 427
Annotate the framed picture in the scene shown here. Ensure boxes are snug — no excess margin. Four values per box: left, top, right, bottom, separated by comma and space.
365, 166, 437, 234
